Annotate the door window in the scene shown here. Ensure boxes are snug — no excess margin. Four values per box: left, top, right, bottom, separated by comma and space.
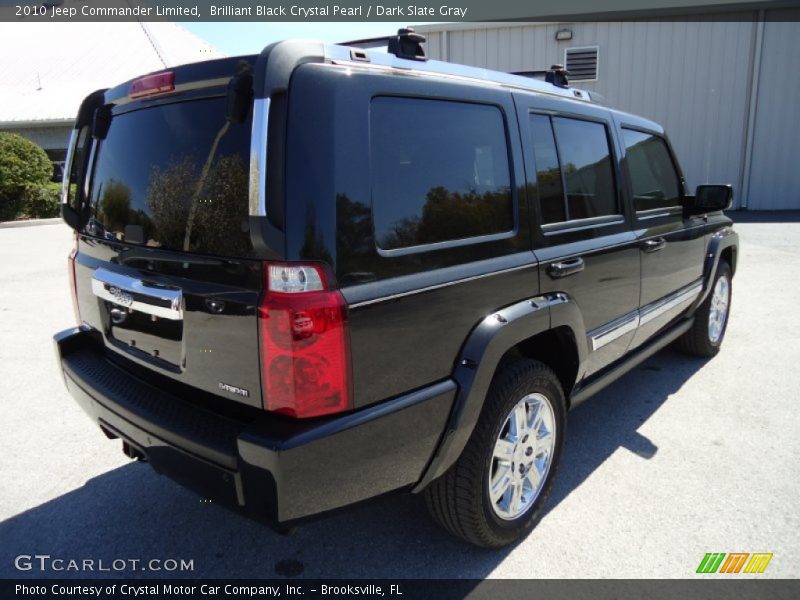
622, 129, 682, 212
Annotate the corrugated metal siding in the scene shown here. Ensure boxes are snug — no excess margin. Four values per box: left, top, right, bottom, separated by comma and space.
745, 8, 800, 210
425, 16, 800, 209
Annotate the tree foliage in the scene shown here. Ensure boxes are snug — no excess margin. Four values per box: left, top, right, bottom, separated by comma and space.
0, 132, 54, 220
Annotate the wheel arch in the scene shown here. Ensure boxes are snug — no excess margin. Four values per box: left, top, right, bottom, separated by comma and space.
414, 292, 588, 492
503, 326, 581, 407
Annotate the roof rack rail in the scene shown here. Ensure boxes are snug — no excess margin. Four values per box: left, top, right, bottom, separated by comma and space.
324, 41, 593, 103
339, 35, 392, 50
545, 64, 569, 88
387, 28, 426, 61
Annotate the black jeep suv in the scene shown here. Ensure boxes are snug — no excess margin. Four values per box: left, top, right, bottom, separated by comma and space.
54, 32, 738, 548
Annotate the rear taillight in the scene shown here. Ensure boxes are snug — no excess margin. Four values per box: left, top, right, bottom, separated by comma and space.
129, 71, 175, 99
258, 263, 351, 419
68, 236, 80, 324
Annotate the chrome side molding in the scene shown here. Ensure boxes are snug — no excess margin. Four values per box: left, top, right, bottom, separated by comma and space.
590, 280, 703, 351
591, 313, 640, 351
640, 282, 702, 326
91, 268, 183, 321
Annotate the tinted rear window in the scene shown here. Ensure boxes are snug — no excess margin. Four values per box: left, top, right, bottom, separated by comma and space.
552, 117, 618, 220
370, 96, 514, 251
85, 98, 253, 257
528, 114, 566, 225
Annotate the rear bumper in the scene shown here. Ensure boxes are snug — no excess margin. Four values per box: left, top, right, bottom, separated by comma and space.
54, 328, 455, 523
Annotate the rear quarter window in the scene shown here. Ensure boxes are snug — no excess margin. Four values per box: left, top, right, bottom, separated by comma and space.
370, 96, 514, 252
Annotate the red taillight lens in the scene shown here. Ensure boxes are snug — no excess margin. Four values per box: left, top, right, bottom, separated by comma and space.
129, 71, 175, 99
258, 263, 351, 419
68, 237, 80, 324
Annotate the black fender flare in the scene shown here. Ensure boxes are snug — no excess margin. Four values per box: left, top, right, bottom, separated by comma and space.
692, 227, 739, 311
413, 292, 587, 491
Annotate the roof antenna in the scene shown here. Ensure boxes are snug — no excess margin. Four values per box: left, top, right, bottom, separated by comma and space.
388, 28, 427, 61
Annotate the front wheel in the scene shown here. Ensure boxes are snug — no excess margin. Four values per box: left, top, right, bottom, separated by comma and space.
424, 359, 566, 548
677, 261, 732, 357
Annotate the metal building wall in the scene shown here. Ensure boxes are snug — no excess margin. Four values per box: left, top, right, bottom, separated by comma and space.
423, 13, 799, 210
0, 124, 72, 154
745, 8, 800, 210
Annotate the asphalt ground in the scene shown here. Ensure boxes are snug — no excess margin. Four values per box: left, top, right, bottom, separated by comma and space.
0, 214, 797, 579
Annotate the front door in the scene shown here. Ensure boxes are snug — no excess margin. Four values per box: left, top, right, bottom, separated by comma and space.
613, 123, 706, 349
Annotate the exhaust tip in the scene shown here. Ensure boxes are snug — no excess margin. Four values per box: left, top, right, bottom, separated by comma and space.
122, 441, 148, 462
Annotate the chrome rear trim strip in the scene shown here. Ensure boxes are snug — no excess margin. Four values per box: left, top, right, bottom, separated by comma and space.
91, 268, 183, 321
248, 97, 270, 217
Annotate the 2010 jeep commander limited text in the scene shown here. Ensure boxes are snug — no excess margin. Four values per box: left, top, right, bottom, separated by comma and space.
54, 31, 738, 548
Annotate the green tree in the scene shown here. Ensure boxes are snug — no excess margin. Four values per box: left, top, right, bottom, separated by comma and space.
0, 132, 53, 220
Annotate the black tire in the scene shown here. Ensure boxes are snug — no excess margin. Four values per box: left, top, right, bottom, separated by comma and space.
676, 261, 732, 358
424, 359, 566, 548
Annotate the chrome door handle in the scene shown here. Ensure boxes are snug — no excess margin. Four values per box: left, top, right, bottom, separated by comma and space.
641, 237, 667, 253
547, 257, 585, 279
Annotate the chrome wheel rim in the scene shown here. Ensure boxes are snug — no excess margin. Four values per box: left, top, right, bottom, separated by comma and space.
708, 275, 730, 344
488, 393, 556, 521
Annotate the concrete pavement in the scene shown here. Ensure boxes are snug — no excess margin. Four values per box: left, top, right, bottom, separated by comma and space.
0, 217, 797, 579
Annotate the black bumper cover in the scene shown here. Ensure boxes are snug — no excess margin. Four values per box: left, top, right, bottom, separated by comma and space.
54, 328, 455, 524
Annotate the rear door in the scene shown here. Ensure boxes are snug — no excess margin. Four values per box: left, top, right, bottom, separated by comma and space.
71, 71, 265, 409
515, 93, 640, 379
615, 124, 706, 349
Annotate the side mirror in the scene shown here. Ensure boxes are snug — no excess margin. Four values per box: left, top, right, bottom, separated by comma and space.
684, 184, 733, 215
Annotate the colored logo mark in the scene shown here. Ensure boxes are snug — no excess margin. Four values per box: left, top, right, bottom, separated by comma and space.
696, 552, 773, 574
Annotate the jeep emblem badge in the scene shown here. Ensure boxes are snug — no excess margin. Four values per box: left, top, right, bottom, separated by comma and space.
108, 285, 133, 308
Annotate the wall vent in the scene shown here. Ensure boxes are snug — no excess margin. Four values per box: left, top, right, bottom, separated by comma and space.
565, 46, 599, 81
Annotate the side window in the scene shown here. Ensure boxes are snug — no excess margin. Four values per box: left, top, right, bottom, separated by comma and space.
552, 116, 618, 220
622, 129, 681, 212
528, 114, 565, 224
370, 96, 514, 251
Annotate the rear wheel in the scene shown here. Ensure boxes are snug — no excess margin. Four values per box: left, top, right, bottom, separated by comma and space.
677, 261, 732, 357
424, 359, 566, 548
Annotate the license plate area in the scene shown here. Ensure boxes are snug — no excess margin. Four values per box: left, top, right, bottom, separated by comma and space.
92, 268, 184, 369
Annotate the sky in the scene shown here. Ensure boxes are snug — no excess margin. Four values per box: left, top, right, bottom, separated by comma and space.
181, 22, 436, 56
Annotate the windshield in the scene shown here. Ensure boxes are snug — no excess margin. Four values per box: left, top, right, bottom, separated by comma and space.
85, 97, 254, 258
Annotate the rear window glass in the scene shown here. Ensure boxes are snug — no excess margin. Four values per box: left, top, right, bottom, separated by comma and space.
552, 116, 618, 220
370, 96, 514, 251
85, 98, 253, 257
528, 114, 566, 225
